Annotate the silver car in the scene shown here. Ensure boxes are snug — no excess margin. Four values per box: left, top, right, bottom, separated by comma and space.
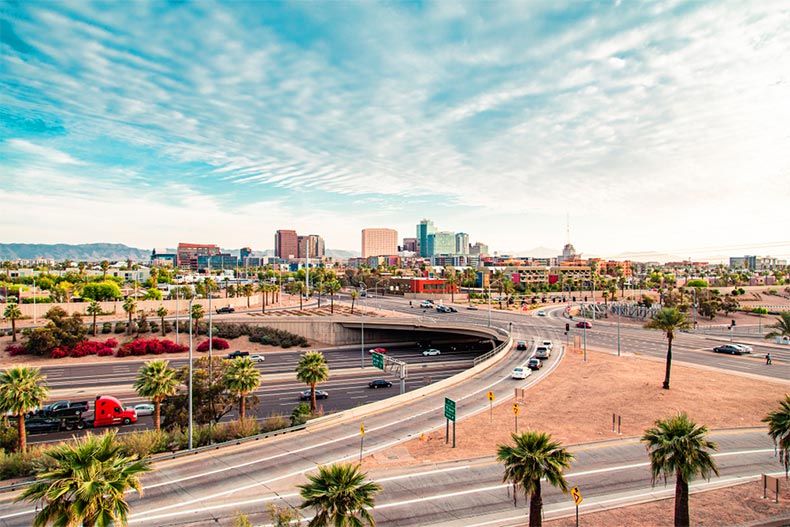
133, 403, 155, 416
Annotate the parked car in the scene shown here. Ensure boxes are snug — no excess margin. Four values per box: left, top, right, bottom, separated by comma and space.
527, 357, 543, 370
133, 403, 155, 416
713, 344, 748, 355
420, 300, 434, 308
250, 354, 265, 363
300, 390, 328, 400
511, 367, 531, 380
537, 310, 547, 317
368, 347, 387, 354
422, 348, 441, 356
576, 321, 592, 329
516, 341, 528, 351
225, 350, 250, 359
535, 346, 551, 359
368, 379, 393, 389
216, 306, 235, 314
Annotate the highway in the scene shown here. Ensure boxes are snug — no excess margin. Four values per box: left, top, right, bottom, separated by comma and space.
1, 296, 787, 526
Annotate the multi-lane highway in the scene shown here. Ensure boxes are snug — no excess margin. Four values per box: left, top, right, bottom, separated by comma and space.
1, 296, 787, 527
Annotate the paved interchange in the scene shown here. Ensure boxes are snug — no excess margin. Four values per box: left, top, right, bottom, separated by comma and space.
1, 297, 787, 526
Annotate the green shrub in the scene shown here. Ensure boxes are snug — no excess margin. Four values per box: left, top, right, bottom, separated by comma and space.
118, 429, 169, 458
262, 413, 291, 433
0, 445, 58, 480
0, 422, 19, 453
102, 322, 112, 334
114, 321, 126, 334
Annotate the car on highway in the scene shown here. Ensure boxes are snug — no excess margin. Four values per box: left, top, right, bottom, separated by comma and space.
368, 379, 393, 389
225, 350, 250, 359
541, 340, 553, 350
216, 306, 235, 314
422, 348, 441, 356
133, 403, 155, 416
24, 417, 65, 434
516, 341, 527, 350
535, 346, 551, 359
537, 310, 547, 316
713, 344, 750, 355
527, 357, 543, 370
576, 321, 592, 329
250, 354, 265, 363
511, 367, 531, 380
466, 305, 478, 310
436, 305, 457, 313
420, 300, 434, 308
732, 344, 753, 354
300, 390, 329, 400
368, 347, 387, 354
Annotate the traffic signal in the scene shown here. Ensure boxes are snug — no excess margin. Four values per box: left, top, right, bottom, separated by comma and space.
565, 322, 570, 333
731, 319, 736, 327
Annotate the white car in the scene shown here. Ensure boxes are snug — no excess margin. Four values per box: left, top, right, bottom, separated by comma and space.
250, 354, 265, 363
422, 348, 441, 356
133, 403, 155, 416
537, 310, 547, 316
511, 367, 531, 380
541, 340, 553, 351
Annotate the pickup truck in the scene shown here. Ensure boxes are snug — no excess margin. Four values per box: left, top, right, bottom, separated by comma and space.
225, 350, 250, 359
216, 306, 235, 314
37, 400, 89, 418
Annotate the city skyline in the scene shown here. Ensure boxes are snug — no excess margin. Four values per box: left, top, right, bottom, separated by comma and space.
2, 2, 789, 260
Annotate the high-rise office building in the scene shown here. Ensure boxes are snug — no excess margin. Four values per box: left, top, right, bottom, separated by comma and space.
402, 237, 418, 253
416, 219, 436, 257
361, 228, 398, 258
275, 230, 299, 259
455, 232, 469, 254
470, 242, 489, 256
298, 234, 325, 259
177, 243, 221, 270
427, 231, 456, 256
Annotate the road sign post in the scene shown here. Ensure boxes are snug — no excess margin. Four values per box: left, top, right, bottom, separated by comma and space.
359, 423, 365, 462
488, 391, 495, 423
444, 398, 456, 448
512, 403, 519, 432
571, 486, 583, 527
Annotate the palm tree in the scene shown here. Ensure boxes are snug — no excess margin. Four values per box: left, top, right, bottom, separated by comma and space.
296, 351, 329, 413
762, 394, 790, 477
0, 365, 49, 452
156, 305, 168, 336
349, 289, 359, 315
242, 283, 254, 308
223, 357, 262, 421
765, 311, 790, 340
298, 463, 381, 527
445, 268, 457, 303
257, 282, 269, 313
122, 297, 137, 335
642, 413, 719, 526
292, 281, 306, 310
17, 431, 150, 527
644, 307, 691, 390
133, 359, 178, 431
86, 300, 102, 336
496, 431, 574, 527
191, 303, 205, 330
326, 279, 342, 314
3, 302, 22, 342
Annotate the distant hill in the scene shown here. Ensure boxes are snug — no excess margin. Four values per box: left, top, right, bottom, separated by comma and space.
0, 243, 151, 262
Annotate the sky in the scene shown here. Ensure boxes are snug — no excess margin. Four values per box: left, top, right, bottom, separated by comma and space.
1, 0, 789, 261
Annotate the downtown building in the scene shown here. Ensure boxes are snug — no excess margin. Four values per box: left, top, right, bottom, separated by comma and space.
275, 229, 325, 260
361, 228, 398, 258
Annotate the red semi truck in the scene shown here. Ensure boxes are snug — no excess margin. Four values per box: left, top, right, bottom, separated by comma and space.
85, 395, 138, 427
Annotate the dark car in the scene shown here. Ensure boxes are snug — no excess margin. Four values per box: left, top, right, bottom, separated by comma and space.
713, 344, 747, 355
225, 350, 250, 359
368, 379, 393, 389
436, 305, 452, 313
216, 306, 235, 314
576, 321, 592, 329
300, 390, 328, 400
24, 417, 63, 434
516, 341, 527, 350
527, 357, 543, 370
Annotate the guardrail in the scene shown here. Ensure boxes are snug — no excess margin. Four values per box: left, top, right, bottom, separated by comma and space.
474, 338, 511, 366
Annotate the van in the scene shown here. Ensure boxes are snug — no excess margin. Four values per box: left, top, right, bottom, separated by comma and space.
535, 346, 551, 359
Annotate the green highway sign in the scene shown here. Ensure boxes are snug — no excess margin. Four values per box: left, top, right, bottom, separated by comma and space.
371, 352, 384, 370
444, 397, 456, 422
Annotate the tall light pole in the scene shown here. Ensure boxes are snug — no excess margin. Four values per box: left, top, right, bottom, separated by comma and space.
175, 286, 180, 346
188, 297, 195, 450
32, 277, 36, 325
582, 303, 587, 362
360, 285, 366, 369
617, 302, 621, 357
487, 278, 502, 327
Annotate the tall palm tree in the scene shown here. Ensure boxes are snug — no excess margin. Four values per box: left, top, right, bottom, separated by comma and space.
496, 431, 574, 527
644, 307, 690, 390
122, 297, 137, 335
3, 302, 22, 342
257, 282, 269, 313
0, 365, 49, 452
223, 357, 262, 421
17, 431, 150, 527
86, 300, 102, 336
296, 352, 329, 413
133, 359, 179, 431
642, 413, 719, 527
291, 281, 306, 310
156, 305, 168, 336
298, 463, 381, 527
242, 283, 254, 307
765, 311, 790, 340
445, 268, 457, 303
762, 394, 790, 477
349, 289, 359, 315
191, 303, 205, 330
326, 279, 342, 314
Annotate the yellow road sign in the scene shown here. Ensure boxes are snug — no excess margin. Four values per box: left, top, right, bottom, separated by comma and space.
360, 424, 365, 437
512, 403, 519, 416
571, 486, 583, 506
487, 391, 495, 402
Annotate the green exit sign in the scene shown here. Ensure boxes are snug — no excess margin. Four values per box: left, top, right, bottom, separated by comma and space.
372, 352, 384, 370
444, 397, 456, 422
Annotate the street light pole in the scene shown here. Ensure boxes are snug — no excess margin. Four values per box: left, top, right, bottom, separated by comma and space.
617, 303, 621, 357
188, 297, 195, 450
582, 303, 587, 362
175, 286, 179, 346
360, 285, 366, 369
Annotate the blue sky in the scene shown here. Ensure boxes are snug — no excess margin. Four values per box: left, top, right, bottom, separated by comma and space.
1, 1, 789, 260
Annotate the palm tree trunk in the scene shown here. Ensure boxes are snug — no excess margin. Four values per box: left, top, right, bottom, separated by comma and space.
330, 293, 334, 314
310, 383, 316, 413
351, 297, 355, 315
674, 475, 690, 526
18, 412, 27, 452
128, 312, 132, 335
262, 292, 266, 314
239, 394, 246, 420
529, 482, 543, 527
161, 316, 166, 336
154, 401, 161, 431
11, 319, 16, 342
663, 334, 673, 389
